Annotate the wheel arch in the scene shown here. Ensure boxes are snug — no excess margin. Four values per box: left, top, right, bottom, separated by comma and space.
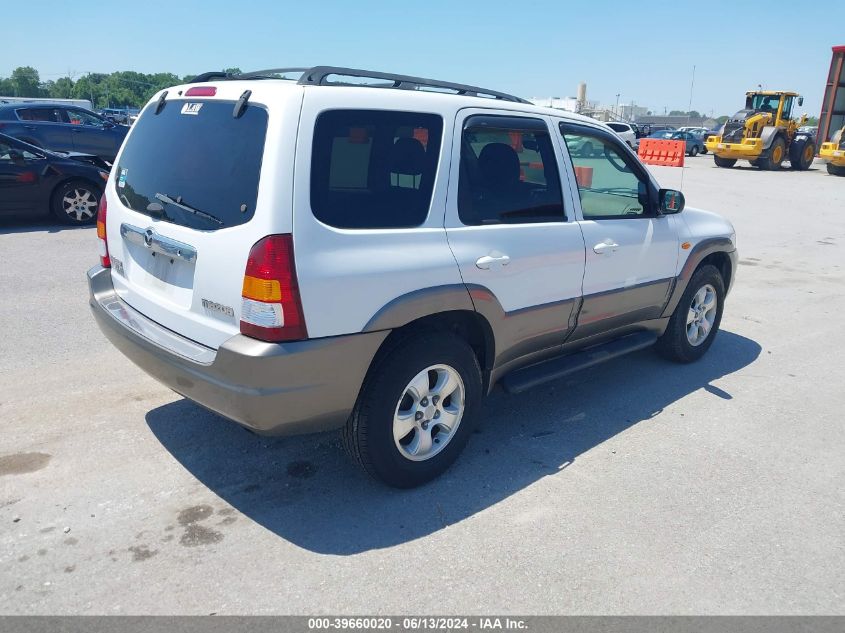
662, 238, 736, 318
362, 286, 497, 392
50, 176, 103, 205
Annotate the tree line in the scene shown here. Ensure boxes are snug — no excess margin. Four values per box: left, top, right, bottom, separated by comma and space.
0, 66, 242, 109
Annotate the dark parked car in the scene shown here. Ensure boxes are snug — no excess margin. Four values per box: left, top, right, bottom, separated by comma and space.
0, 132, 109, 224
0, 102, 129, 163
648, 130, 704, 156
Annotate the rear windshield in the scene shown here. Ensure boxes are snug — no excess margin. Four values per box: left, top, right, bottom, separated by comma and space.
115, 99, 268, 230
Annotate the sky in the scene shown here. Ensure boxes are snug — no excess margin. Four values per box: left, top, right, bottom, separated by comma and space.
3, 0, 845, 119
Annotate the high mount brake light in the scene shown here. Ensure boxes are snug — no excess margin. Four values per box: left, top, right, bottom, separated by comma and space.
184, 86, 217, 97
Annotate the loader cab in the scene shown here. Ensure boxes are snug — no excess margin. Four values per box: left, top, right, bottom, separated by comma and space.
745, 92, 801, 125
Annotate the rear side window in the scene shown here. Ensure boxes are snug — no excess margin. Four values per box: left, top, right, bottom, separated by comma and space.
17, 108, 63, 122
458, 116, 565, 225
310, 109, 443, 229
115, 99, 268, 230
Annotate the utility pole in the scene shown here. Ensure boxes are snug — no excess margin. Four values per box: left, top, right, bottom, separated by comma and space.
615, 93, 620, 117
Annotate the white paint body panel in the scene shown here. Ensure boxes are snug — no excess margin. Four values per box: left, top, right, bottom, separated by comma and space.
444, 109, 586, 313
100, 76, 736, 354
105, 82, 303, 349
292, 87, 465, 338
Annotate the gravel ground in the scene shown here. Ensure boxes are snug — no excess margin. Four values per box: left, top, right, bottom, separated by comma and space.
1, 157, 843, 614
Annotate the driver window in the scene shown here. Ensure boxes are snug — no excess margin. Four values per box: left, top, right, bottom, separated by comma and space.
560, 125, 650, 220
67, 109, 103, 126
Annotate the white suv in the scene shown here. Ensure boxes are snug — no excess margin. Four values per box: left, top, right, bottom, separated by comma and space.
606, 121, 638, 148
89, 66, 737, 488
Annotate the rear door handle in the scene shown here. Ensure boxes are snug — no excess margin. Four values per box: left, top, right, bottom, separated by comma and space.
23, 125, 35, 130
593, 241, 619, 255
475, 252, 511, 270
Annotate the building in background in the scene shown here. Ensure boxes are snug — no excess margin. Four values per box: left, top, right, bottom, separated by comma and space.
531, 82, 598, 114
819, 45, 845, 144
634, 114, 719, 129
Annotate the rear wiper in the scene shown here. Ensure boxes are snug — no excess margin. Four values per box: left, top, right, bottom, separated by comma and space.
154, 192, 223, 225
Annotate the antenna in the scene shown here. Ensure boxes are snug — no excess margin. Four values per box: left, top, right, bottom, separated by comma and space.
681, 64, 696, 192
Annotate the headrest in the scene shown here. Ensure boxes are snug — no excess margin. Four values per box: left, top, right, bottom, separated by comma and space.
390, 137, 426, 176
478, 143, 521, 187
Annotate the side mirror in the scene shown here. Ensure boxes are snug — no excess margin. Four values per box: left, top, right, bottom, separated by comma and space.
659, 188, 685, 214
798, 97, 804, 107
9, 149, 26, 166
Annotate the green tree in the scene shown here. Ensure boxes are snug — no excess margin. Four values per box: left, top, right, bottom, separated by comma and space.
0, 76, 15, 95
47, 77, 75, 99
11, 66, 43, 97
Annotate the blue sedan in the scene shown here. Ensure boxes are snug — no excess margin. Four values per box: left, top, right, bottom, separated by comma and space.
648, 130, 704, 157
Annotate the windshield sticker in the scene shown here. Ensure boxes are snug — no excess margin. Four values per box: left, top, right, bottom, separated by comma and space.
181, 103, 203, 116
118, 168, 128, 188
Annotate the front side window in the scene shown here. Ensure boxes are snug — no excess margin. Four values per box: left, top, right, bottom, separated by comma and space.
458, 116, 564, 225
561, 124, 651, 220
67, 109, 104, 126
310, 109, 443, 229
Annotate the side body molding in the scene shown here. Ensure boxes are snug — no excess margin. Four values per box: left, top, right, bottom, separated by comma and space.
363, 283, 577, 385
662, 237, 737, 318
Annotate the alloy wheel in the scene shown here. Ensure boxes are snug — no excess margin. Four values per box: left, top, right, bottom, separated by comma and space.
62, 187, 98, 222
393, 364, 465, 462
686, 284, 718, 346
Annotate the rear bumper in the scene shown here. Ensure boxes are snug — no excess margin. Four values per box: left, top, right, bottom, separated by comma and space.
88, 266, 388, 435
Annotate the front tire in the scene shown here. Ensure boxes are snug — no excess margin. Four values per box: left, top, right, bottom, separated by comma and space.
758, 136, 786, 170
343, 331, 482, 488
713, 155, 736, 168
51, 180, 101, 225
789, 138, 815, 171
656, 265, 725, 363
828, 163, 845, 176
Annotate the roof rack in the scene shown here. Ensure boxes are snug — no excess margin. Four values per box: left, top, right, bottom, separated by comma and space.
188, 65, 529, 104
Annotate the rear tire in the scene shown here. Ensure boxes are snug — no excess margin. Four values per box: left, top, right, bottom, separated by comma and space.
758, 136, 786, 170
689, 145, 699, 157
656, 265, 725, 363
343, 331, 482, 488
828, 163, 845, 176
50, 179, 101, 225
714, 155, 736, 168
789, 138, 815, 171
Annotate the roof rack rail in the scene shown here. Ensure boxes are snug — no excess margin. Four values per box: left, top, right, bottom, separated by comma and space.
188, 66, 529, 103
298, 66, 530, 103
188, 68, 309, 83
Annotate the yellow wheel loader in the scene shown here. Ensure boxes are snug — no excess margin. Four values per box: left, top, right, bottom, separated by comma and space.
819, 126, 845, 176
705, 91, 816, 170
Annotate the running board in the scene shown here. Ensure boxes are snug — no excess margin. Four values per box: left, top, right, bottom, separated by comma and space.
500, 331, 659, 394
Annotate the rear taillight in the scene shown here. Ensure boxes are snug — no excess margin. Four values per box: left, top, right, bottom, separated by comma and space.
96, 194, 110, 268
240, 235, 307, 342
